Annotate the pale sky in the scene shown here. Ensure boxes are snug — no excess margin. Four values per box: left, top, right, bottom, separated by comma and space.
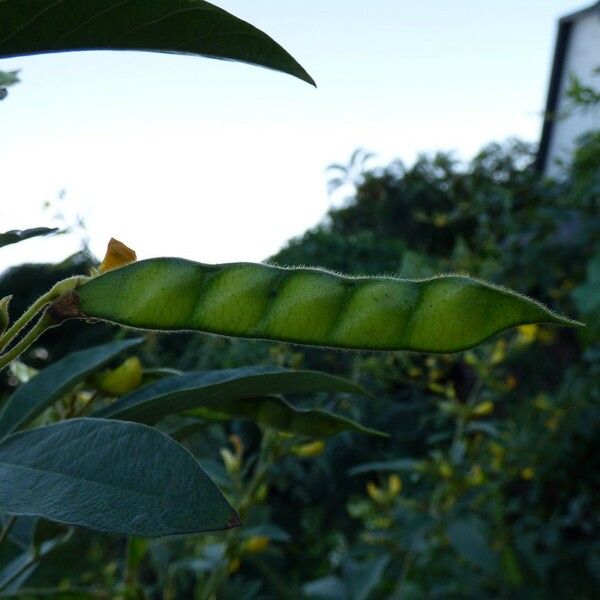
0, 0, 590, 273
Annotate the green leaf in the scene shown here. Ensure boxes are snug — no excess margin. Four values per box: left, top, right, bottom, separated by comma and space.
0, 0, 314, 86
75, 258, 580, 353
184, 395, 385, 437
0, 338, 144, 440
348, 458, 420, 475
303, 576, 347, 600
342, 555, 390, 600
0, 418, 238, 537
92, 366, 369, 425
0, 69, 19, 101
446, 518, 499, 574
0, 228, 58, 250
0, 70, 19, 88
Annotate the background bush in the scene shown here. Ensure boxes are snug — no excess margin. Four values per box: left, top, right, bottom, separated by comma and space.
1, 134, 598, 599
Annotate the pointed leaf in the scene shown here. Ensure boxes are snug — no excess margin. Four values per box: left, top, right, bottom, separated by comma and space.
185, 395, 385, 437
0, 228, 58, 250
93, 366, 368, 424
349, 458, 420, 475
0, 0, 314, 85
447, 518, 499, 574
76, 258, 581, 353
0, 418, 238, 537
0, 338, 144, 440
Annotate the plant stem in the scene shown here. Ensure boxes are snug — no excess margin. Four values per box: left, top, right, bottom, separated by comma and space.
0, 313, 56, 372
0, 275, 85, 352
237, 429, 275, 519
0, 516, 15, 548
196, 430, 277, 600
0, 548, 39, 593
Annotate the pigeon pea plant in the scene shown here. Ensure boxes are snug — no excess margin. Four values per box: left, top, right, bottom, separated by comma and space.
0, 0, 581, 595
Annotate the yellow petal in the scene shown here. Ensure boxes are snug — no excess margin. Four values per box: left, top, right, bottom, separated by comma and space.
521, 467, 535, 480
242, 536, 270, 553
98, 238, 137, 273
291, 439, 325, 458
388, 474, 402, 496
472, 400, 494, 417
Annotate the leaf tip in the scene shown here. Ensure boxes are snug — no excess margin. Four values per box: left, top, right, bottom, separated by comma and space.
227, 511, 242, 529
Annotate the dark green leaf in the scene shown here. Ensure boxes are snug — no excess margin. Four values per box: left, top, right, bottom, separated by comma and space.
185, 395, 385, 437
342, 555, 390, 600
0, 338, 144, 440
0, 418, 238, 537
447, 518, 499, 573
0, 70, 19, 88
0, 0, 314, 85
348, 458, 420, 475
303, 576, 347, 600
164, 417, 210, 442
0, 228, 58, 250
93, 366, 369, 424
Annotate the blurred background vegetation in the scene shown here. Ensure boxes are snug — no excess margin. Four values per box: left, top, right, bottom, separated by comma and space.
0, 129, 598, 598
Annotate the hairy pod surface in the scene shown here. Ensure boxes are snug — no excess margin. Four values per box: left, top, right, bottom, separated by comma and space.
76, 258, 579, 353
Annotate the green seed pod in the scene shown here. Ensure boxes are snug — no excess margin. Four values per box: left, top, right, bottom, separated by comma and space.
76, 258, 581, 353
0, 295, 12, 336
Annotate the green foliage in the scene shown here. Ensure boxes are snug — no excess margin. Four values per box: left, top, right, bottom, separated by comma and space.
1, 1, 597, 597
0, 339, 143, 439
93, 366, 372, 428
0, 228, 58, 250
0, 69, 19, 101
2, 134, 595, 599
0, 0, 314, 85
0, 418, 237, 537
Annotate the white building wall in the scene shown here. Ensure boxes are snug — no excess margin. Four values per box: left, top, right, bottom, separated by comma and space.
545, 10, 600, 178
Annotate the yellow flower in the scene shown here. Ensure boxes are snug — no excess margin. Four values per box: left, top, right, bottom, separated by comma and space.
521, 467, 535, 480
220, 448, 240, 474
467, 464, 485, 486
93, 356, 142, 396
472, 400, 494, 417
98, 238, 137, 273
490, 340, 507, 364
505, 374, 518, 390
242, 536, 270, 553
534, 395, 551, 411
438, 462, 453, 479
366, 481, 385, 503
388, 474, 402, 497
517, 324, 538, 344
428, 382, 446, 395
433, 214, 448, 228
228, 558, 241, 574
292, 439, 325, 458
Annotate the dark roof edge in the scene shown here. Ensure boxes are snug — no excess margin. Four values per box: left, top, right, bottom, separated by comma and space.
536, 1, 600, 172
535, 19, 573, 172
560, 0, 600, 24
